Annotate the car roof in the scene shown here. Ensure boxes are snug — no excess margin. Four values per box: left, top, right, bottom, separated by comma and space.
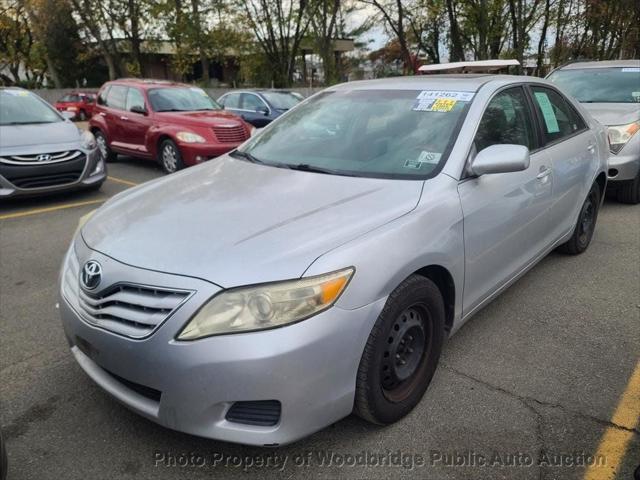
557, 59, 640, 70
105, 78, 191, 90
328, 74, 547, 92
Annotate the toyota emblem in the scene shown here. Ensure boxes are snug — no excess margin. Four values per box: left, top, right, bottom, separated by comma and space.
81, 260, 102, 290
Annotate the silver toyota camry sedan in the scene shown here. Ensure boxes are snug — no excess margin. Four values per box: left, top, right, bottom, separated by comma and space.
59, 75, 608, 446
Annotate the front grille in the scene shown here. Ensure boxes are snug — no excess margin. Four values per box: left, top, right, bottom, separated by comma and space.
0, 153, 86, 189
62, 247, 192, 339
0, 150, 82, 165
212, 125, 249, 143
77, 284, 191, 339
226, 401, 282, 426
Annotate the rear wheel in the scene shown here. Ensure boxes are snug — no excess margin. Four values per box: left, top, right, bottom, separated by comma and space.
557, 183, 601, 255
159, 139, 185, 174
354, 275, 445, 425
94, 131, 117, 163
616, 172, 640, 204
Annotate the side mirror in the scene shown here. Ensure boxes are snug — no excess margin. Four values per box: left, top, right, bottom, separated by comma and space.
470, 144, 530, 176
257, 105, 269, 115
60, 111, 75, 120
130, 105, 147, 115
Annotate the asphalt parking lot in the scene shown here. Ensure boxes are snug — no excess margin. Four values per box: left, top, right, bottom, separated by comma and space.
0, 152, 638, 480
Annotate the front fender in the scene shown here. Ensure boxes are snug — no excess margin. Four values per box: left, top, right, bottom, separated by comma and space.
304, 175, 464, 325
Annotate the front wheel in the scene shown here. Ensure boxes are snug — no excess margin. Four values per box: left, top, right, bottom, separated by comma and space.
159, 139, 185, 174
94, 131, 117, 163
557, 183, 601, 255
354, 275, 445, 425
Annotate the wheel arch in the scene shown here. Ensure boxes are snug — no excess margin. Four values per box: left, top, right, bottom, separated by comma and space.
594, 171, 606, 204
412, 265, 455, 333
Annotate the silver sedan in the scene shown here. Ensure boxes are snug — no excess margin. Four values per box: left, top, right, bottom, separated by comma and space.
59, 75, 608, 446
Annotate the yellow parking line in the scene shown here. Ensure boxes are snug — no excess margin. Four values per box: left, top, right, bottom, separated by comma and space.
107, 175, 138, 187
0, 199, 105, 221
584, 361, 640, 480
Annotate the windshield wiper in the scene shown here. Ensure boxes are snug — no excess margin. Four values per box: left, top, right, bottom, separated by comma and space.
285, 163, 347, 175
229, 150, 265, 164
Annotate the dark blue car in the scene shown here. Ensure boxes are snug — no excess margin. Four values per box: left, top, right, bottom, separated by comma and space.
217, 90, 303, 127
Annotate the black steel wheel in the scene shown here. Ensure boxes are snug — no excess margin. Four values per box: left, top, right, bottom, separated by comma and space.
557, 183, 601, 255
355, 275, 445, 425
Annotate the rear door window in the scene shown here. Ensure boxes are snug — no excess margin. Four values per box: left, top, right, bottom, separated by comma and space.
106, 85, 128, 110
530, 86, 586, 144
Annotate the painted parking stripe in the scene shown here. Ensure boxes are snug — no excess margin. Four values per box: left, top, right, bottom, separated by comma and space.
583, 361, 640, 480
107, 175, 139, 187
0, 199, 105, 221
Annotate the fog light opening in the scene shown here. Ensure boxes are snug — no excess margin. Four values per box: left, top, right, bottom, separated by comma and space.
608, 168, 618, 178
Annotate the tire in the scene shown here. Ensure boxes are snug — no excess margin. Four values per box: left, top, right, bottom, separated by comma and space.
557, 182, 601, 255
616, 172, 640, 204
94, 131, 117, 163
354, 275, 445, 425
77, 110, 87, 121
159, 139, 185, 174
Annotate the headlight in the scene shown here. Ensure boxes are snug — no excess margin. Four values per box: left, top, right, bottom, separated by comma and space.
176, 131, 206, 143
80, 130, 97, 150
608, 121, 639, 154
67, 107, 78, 111
177, 267, 354, 340
75, 209, 96, 234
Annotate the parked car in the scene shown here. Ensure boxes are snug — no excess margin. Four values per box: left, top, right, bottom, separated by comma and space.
55, 92, 97, 121
217, 90, 302, 127
0, 87, 105, 199
547, 59, 640, 203
90, 79, 253, 173
60, 75, 607, 446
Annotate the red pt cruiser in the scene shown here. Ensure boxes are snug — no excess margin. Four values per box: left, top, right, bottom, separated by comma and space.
90, 79, 253, 173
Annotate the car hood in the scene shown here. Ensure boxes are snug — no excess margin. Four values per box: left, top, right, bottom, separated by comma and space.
581, 103, 640, 126
156, 110, 245, 128
0, 121, 80, 150
82, 156, 423, 287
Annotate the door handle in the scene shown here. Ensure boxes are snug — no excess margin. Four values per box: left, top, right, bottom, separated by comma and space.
587, 143, 596, 153
99, 112, 106, 117
537, 167, 552, 179
120, 116, 129, 121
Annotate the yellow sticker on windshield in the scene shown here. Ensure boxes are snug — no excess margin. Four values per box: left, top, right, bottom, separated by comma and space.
431, 98, 457, 112
412, 97, 457, 112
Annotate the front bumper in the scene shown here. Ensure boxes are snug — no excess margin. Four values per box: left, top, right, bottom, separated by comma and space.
0, 148, 105, 198
178, 142, 242, 167
59, 238, 384, 446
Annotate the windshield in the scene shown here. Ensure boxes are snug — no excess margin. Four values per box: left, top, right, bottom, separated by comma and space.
547, 67, 640, 103
261, 91, 301, 110
239, 89, 471, 179
148, 87, 221, 112
0, 90, 62, 125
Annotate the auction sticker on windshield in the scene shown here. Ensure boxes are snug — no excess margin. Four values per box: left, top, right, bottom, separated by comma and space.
416, 91, 475, 101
